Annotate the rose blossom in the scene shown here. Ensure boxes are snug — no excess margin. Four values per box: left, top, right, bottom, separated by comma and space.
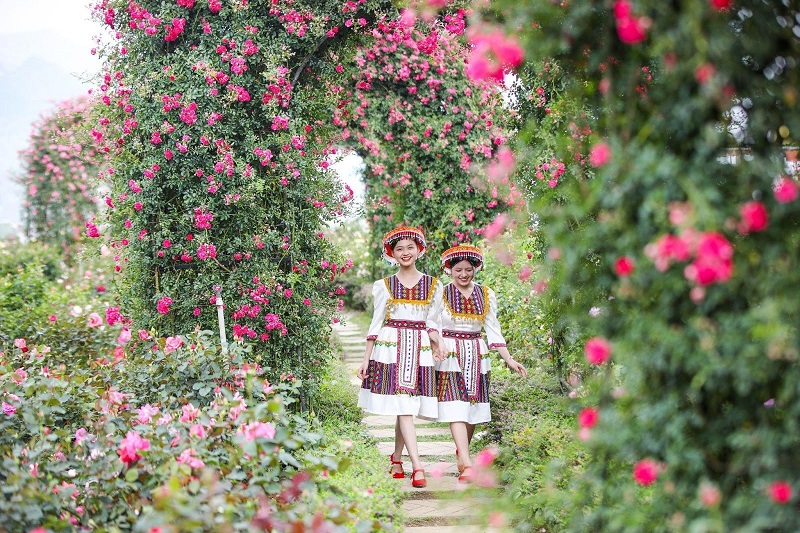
176, 448, 205, 469
239, 421, 276, 441
683, 231, 733, 286
633, 458, 660, 486
699, 482, 721, 507
164, 336, 183, 354
474, 446, 499, 467
774, 177, 799, 203
117, 431, 150, 467
613, 256, 635, 277
769, 481, 793, 504
578, 407, 599, 429
738, 200, 769, 234
589, 142, 612, 167
134, 404, 159, 425
156, 296, 173, 314
584, 337, 612, 365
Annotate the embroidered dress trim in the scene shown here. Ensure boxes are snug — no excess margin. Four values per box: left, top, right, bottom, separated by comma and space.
444, 284, 490, 321
385, 275, 438, 306
457, 335, 481, 401
489, 343, 507, 349
442, 329, 482, 340
396, 327, 421, 394
366, 335, 378, 341
385, 318, 426, 330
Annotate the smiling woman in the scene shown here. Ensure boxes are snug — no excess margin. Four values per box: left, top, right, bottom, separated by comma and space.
357, 225, 444, 489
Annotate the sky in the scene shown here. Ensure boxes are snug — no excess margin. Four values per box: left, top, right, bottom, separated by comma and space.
0, 0, 101, 73
0, 0, 364, 232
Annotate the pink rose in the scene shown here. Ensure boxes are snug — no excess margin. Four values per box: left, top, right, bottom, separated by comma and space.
87, 313, 103, 328
135, 404, 159, 425
117, 327, 132, 345
239, 421, 276, 441
474, 446, 499, 467
613, 256, 635, 277
176, 448, 205, 469
584, 337, 612, 365
164, 336, 183, 354
699, 482, 721, 507
578, 407, 599, 429
710, 0, 733, 9
684, 232, 733, 286
589, 142, 612, 167
2, 402, 16, 416
75, 428, 94, 445
738, 201, 769, 233
774, 177, 799, 203
157, 296, 173, 314
106, 306, 122, 326
117, 431, 150, 467
769, 481, 793, 504
633, 458, 660, 486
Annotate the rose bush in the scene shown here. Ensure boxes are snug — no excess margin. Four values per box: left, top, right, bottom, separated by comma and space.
462, 0, 800, 530
0, 330, 393, 531
16, 97, 105, 259
335, 9, 520, 272
87, 0, 403, 387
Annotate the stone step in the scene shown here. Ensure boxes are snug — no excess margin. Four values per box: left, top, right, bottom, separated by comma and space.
368, 426, 451, 440
401, 497, 478, 521
377, 440, 457, 457
333, 328, 363, 334
405, 527, 499, 533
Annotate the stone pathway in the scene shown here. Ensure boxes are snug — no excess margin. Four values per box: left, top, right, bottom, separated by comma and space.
332, 316, 502, 533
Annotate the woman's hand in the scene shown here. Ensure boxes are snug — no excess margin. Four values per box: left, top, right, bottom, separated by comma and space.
357, 360, 369, 380
506, 359, 528, 377
432, 343, 446, 362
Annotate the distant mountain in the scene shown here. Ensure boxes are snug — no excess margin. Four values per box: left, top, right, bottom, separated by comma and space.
0, 55, 94, 226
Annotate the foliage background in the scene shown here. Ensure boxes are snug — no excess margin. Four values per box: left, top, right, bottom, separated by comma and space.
475, 0, 800, 530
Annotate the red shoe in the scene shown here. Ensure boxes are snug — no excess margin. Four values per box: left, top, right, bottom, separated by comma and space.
389, 453, 405, 479
411, 468, 427, 488
458, 466, 473, 483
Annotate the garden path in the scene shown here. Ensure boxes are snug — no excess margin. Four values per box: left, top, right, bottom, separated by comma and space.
333, 314, 502, 532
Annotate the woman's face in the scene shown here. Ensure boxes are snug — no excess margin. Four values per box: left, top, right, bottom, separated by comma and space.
451, 259, 475, 288
392, 238, 419, 267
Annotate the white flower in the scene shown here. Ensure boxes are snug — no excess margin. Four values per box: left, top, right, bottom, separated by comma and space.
589, 306, 602, 317
70, 305, 83, 317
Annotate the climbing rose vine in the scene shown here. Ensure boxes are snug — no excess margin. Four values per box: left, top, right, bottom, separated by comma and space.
89, 0, 391, 379
335, 9, 521, 269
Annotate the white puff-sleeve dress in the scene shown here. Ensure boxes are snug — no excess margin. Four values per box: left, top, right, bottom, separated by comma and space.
434, 283, 506, 424
357, 274, 442, 420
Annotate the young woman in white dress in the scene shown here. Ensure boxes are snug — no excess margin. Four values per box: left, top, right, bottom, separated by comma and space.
435, 245, 527, 481
357, 226, 444, 488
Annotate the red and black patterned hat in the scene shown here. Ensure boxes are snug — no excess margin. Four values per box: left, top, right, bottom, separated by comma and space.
440, 245, 484, 275
382, 225, 427, 265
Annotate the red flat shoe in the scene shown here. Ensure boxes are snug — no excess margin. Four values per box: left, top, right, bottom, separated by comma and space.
389, 453, 405, 479
411, 468, 427, 488
458, 465, 473, 483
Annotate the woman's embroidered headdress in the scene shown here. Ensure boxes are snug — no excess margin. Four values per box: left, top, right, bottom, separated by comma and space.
440, 245, 484, 275
382, 226, 427, 265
